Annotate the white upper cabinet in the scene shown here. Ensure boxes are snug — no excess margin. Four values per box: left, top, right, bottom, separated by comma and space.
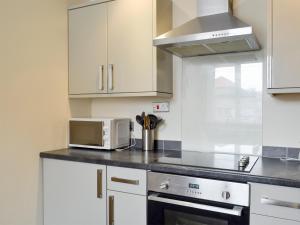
107, 0, 153, 94
68, 0, 173, 98
267, 0, 300, 94
69, 3, 108, 95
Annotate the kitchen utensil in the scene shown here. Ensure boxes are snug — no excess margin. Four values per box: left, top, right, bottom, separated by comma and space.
148, 114, 157, 129
136, 115, 144, 126
148, 114, 162, 129
144, 116, 151, 130
136, 112, 163, 130
135, 112, 163, 151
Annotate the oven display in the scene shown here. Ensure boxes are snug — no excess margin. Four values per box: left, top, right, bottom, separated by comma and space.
189, 183, 200, 189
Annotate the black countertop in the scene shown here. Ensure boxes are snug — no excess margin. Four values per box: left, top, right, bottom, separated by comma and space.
40, 148, 300, 188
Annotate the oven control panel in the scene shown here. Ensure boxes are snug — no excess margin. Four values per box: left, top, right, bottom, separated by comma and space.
148, 172, 250, 207
185, 183, 202, 198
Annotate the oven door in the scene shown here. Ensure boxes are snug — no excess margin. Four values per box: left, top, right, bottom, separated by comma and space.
148, 193, 249, 225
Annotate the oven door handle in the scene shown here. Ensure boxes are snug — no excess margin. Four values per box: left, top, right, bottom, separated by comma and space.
148, 194, 243, 217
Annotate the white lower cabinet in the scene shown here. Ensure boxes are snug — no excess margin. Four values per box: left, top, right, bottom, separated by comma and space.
250, 183, 300, 225
43, 159, 106, 225
251, 214, 300, 225
43, 161, 147, 225
106, 166, 147, 225
107, 190, 147, 225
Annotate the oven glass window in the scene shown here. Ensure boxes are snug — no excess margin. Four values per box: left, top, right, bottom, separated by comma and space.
165, 209, 229, 225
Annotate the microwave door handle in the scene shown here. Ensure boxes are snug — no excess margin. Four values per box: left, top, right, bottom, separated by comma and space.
148, 195, 243, 217
100, 121, 104, 147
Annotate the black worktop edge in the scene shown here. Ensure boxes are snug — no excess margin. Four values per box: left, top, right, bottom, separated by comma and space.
40, 152, 151, 170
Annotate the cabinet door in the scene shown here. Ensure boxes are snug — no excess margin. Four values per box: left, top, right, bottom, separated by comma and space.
269, 0, 300, 89
107, 190, 147, 225
107, 0, 153, 93
69, 4, 107, 95
251, 214, 300, 225
43, 159, 106, 225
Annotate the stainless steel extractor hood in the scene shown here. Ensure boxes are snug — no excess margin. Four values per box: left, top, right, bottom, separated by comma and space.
153, 0, 260, 58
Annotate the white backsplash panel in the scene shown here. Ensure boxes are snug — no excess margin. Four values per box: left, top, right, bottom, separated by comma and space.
181, 52, 263, 155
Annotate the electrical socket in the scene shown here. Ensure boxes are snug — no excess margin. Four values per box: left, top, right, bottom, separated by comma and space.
152, 102, 170, 113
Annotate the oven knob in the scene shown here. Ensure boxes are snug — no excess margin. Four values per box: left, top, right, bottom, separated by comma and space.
222, 191, 231, 200
160, 182, 169, 190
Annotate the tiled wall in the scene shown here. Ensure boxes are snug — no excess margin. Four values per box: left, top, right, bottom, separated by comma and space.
263, 146, 300, 159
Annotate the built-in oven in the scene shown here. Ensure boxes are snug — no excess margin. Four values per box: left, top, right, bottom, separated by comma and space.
148, 172, 250, 225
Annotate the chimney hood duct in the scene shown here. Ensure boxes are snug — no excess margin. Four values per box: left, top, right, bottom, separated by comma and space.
153, 0, 260, 58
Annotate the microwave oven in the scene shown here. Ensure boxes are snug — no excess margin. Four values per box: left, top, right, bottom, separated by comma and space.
69, 118, 131, 150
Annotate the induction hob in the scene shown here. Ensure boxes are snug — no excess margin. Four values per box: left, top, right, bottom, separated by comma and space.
158, 151, 259, 173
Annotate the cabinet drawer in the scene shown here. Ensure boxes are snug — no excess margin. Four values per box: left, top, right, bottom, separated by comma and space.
251, 214, 300, 225
250, 183, 300, 222
107, 166, 147, 195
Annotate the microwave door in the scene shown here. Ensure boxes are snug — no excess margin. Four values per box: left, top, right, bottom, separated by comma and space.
70, 121, 104, 147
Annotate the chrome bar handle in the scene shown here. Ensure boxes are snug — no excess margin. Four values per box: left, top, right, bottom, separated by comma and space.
108, 64, 114, 90
97, 170, 103, 198
99, 121, 104, 147
98, 65, 104, 90
148, 194, 243, 216
261, 197, 300, 209
111, 177, 139, 185
109, 196, 115, 225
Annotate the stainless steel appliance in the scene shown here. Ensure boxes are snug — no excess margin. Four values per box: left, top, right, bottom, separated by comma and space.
148, 172, 250, 225
69, 118, 130, 150
153, 0, 260, 57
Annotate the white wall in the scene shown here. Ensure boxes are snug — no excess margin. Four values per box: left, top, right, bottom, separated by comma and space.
0, 1, 70, 224
264, 94, 300, 147
75, 0, 300, 149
